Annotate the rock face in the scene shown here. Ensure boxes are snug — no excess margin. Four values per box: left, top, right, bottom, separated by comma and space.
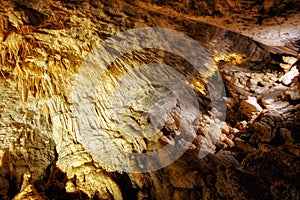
0, 0, 299, 200
133, 0, 300, 55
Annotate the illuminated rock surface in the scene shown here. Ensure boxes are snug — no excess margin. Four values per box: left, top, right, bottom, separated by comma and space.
0, 0, 299, 199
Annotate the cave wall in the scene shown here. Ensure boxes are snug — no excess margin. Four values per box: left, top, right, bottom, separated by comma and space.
0, 0, 299, 199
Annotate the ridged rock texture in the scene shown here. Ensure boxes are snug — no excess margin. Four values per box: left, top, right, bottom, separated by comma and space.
0, 0, 299, 199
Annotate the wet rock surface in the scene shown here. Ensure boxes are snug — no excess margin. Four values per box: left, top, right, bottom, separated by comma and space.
0, 0, 299, 199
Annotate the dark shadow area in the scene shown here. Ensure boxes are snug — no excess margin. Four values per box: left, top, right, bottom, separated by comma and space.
112, 172, 139, 200
0, 148, 91, 200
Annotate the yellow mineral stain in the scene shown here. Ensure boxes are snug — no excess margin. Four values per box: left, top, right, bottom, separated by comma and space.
213, 52, 248, 66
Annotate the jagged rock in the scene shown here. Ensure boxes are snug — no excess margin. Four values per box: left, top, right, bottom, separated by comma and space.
279, 66, 299, 85
216, 166, 272, 200
240, 96, 263, 119
262, 90, 283, 107
241, 149, 300, 181
249, 110, 283, 144
283, 56, 298, 66
0, 0, 299, 199
12, 171, 43, 200
213, 150, 239, 167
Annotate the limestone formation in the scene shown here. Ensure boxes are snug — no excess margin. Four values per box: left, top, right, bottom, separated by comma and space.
0, 0, 299, 199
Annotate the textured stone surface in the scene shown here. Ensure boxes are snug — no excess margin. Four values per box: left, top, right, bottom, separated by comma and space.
133, 0, 300, 55
0, 0, 299, 200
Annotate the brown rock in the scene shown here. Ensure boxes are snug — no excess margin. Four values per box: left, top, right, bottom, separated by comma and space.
270, 180, 300, 200
240, 96, 263, 119
266, 101, 290, 110
216, 167, 271, 200
249, 110, 283, 144
0, 0, 299, 199
279, 66, 299, 85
